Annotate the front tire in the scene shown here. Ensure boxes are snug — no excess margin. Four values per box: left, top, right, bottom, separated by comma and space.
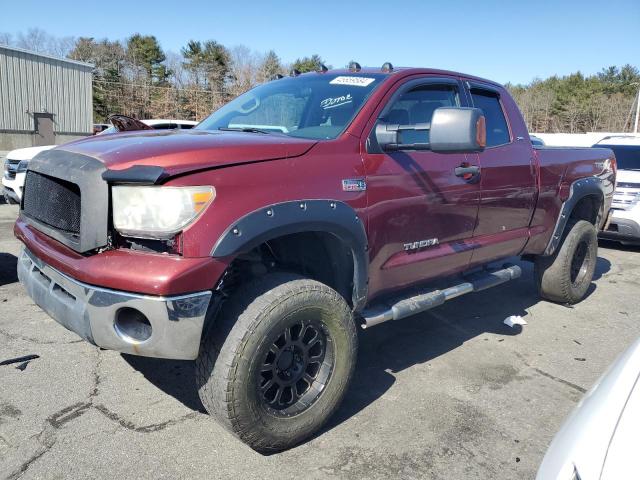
195, 273, 357, 453
535, 219, 597, 304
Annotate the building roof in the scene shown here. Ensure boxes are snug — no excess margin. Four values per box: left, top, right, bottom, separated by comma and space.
0, 44, 93, 69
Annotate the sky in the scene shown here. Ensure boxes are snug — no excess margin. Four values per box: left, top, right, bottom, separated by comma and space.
2, 0, 639, 85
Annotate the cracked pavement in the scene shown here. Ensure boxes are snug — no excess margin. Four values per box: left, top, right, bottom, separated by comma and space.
1, 203, 640, 479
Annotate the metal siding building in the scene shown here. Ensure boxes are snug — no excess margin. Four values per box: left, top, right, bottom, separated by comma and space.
0, 45, 93, 151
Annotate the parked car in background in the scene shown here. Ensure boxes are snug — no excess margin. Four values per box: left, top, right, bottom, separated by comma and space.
530, 134, 545, 146
93, 123, 111, 135
537, 337, 640, 480
2, 145, 56, 204
594, 135, 640, 244
99, 118, 198, 135
2, 118, 198, 203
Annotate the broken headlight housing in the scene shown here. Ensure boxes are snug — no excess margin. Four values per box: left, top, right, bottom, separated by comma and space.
112, 186, 215, 239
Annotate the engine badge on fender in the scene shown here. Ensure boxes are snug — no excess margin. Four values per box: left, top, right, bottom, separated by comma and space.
342, 179, 366, 192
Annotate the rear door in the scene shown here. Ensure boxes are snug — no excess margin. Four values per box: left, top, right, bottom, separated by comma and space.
465, 82, 537, 265
363, 76, 481, 298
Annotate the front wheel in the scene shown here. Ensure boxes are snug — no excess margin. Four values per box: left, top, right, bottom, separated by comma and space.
195, 273, 357, 453
535, 219, 598, 304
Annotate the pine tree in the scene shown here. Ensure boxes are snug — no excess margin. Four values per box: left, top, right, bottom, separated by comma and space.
258, 50, 283, 82
291, 54, 324, 73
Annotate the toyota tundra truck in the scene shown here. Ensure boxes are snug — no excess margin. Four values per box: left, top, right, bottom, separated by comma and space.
14, 65, 616, 452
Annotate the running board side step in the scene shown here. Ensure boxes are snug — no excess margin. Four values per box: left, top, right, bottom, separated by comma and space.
361, 264, 522, 329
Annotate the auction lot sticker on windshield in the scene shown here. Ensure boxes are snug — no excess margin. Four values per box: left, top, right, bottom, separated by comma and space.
330, 76, 376, 87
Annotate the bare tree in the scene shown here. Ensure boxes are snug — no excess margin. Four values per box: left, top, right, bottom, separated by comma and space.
228, 45, 261, 96
2, 28, 75, 57
46, 35, 77, 58
0, 32, 12, 46
15, 28, 49, 52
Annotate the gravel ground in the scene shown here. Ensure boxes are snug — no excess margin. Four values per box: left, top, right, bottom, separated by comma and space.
1, 202, 639, 480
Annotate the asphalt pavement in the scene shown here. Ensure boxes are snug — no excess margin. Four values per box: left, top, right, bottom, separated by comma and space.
1, 203, 640, 480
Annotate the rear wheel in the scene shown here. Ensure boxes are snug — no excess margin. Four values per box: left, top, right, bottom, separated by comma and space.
195, 273, 357, 453
535, 220, 597, 304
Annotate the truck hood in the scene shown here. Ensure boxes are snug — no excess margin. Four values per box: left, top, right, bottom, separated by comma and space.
55, 129, 318, 176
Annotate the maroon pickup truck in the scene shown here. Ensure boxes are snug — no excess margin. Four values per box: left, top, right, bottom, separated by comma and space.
15, 64, 615, 452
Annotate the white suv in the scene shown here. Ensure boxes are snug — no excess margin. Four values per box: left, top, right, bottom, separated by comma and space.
595, 136, 640, 244
3, 145, 56, 204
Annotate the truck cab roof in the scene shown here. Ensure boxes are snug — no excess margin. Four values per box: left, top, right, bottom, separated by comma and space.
297, 66, 504, 89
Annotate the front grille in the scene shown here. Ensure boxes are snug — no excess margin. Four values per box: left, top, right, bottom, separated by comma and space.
23, 171, 81, 234
611, 183, 640, 210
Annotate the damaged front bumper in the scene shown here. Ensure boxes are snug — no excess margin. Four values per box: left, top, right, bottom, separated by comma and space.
17, 247, 212, 360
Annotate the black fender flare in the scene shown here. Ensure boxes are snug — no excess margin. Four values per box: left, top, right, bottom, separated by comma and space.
544, 176, 605, 256
211, 200, 369, 310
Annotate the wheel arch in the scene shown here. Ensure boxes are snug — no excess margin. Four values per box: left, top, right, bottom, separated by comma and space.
211, 200, 369, 311
544, 177, 605, 256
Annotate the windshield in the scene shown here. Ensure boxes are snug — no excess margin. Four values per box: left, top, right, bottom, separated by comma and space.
598, 145, 640, 171
196, 73, 387, 140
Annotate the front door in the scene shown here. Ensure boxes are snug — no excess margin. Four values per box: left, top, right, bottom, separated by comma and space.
363, 77, 481, 299
34, 113, 55, 146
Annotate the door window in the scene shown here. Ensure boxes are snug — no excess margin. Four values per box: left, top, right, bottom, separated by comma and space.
470, 90, 510, 146
383, 84, 460, 145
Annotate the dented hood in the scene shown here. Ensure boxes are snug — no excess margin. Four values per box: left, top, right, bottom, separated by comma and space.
56, 129, 317, 176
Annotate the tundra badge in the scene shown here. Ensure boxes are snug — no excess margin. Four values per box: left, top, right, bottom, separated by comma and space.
404, 238, 439, 251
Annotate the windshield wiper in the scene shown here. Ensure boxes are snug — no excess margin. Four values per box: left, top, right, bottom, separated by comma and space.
218, 127, 271, 134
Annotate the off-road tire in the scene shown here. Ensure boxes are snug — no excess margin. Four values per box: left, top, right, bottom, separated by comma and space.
195, 273, 357, 453
535, 219, 597, 304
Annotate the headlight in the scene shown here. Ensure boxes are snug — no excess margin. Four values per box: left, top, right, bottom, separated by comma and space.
16, 160, 29, 173
112, 186, 215, 239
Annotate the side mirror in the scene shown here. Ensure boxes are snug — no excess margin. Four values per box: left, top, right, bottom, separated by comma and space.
430, 107, 486, 152
374, 122, 431, 152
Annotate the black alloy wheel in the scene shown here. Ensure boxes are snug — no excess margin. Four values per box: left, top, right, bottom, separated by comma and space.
258, 319, 334, 416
